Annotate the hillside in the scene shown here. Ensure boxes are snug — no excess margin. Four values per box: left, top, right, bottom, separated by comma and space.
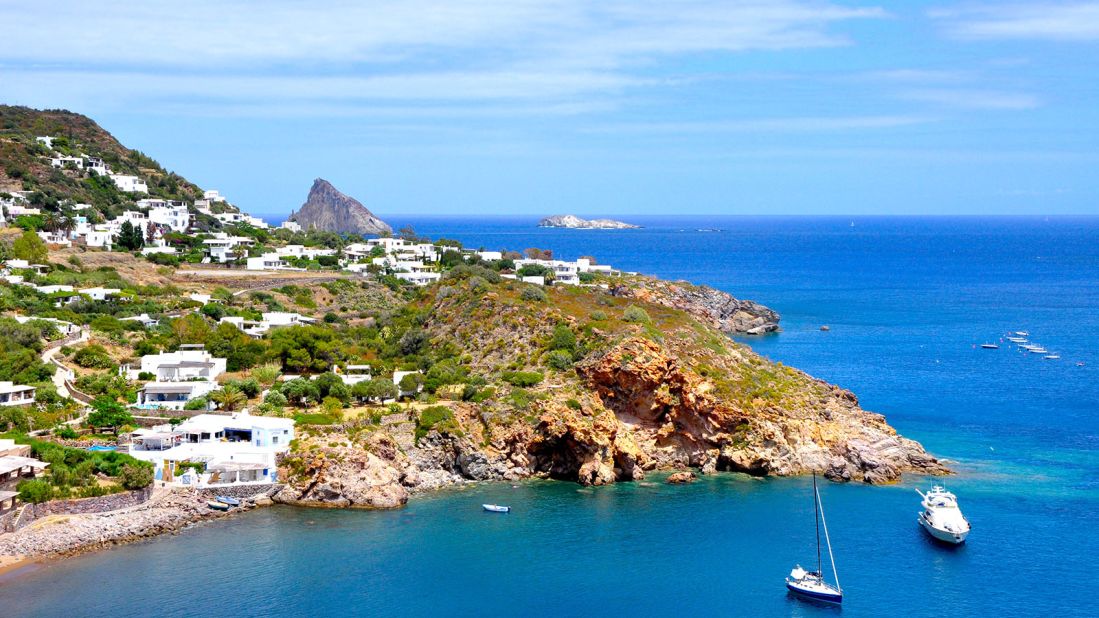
0, 105, 210, 218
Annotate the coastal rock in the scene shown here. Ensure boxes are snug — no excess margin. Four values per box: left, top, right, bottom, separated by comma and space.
538, 214, 640, 229
609, 277, 780, 335
666, 471, 697, 484
274, 434, 409, 509
289, 178, 391, 235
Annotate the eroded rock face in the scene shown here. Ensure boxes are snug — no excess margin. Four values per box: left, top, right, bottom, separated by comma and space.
574, 337, 947, 484
609, 278, 780, 335
289, 178, 391, 235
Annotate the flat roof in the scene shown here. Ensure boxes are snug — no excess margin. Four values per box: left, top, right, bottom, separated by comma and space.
142, 383, 200, 394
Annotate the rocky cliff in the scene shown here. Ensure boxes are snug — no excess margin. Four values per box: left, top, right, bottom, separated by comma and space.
611, 276, 780, 334
275, 272, 945, 507
289, 178, 391, 235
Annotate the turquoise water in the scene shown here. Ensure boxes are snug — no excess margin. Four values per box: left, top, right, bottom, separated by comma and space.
85, 445, 116, 452
2, 216, 1096, 616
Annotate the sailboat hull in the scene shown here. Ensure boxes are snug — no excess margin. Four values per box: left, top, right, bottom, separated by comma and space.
786, 581, 843, 604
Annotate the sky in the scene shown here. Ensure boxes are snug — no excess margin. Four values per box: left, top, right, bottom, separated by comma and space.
1, 1, 1098, 218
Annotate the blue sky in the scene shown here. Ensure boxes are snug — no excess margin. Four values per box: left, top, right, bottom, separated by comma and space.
2, 1, 1098, 218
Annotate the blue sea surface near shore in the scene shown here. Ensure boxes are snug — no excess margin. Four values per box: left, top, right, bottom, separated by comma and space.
2, 216, 1096, 617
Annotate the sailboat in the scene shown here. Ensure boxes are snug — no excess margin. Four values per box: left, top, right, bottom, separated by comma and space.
786, 474, 843, 604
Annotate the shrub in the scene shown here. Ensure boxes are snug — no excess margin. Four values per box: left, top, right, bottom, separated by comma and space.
328, 382, 352, 404
54, 425, 79, 439
502, 371, 543, 387
546, 350, 574, 371
566, 398, 582, 410
264, 390, 288, 408
590, 310, 608, 321
548, 324, 576, 353
578, 272, 596, 284
119, 462, 154, 490
73, 344, 114, 369
184, 397, 208, 411
415, 405, 460, 442
622, 305, 651, 324
251, 363, 281, 385
137, 371, 155, 381
17, 479, 54, 504
520, 286, 547, 302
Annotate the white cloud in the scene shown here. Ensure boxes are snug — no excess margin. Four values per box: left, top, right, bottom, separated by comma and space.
934, 3, 1099, 41
587, 115, 933, 133
900, 88, 1040, 110
0, 1, 884, 68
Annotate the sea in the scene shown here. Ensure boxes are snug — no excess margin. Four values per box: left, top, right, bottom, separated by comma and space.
2, 216, 1097, 617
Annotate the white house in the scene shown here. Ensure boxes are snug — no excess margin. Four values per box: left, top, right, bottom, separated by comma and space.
35, 136, 55, 149
109, 174, 148, 194
204, 190, 227, 203
0, 382, 35, 407
476, 250, 503, 261
129, 345, 226, 382
119, 313, 159, 328
280, 220, 302, 232
78, 287, 122, 302
276, 245, 336, 260
337, 365, 372, 386
37, 230, 71, 246
394, 271, 442, 286
142, 200, 192, 232
135, 381, 218, 410
50, 155, 85, 169
202, 234, 254, 263
128, 411, 294, 486
245, 253, 293, 271
261, 312, 316, 328
12, 316, 80, 336
513, 257, 614, 286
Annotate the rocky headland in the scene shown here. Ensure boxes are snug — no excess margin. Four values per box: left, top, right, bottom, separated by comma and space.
289, 178, 391, 235
539, 214, 640, 229
272, 273, 945, 508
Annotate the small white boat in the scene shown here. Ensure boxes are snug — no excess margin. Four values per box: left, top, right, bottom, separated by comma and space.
482, 504, 511, 513
1015, 331, 1029, 337
1044, 355, 1060, 360
917, 485, 970, 544
980, 344, 999, 349
1029, 348, 1048, 354
1006, 337, 1027, 343
786, 474, 842, 604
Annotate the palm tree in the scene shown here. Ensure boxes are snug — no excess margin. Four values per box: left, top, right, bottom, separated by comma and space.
210, 385, 246, 411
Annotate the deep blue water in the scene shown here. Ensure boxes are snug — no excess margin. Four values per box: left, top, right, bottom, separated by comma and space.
3, 216, 1097, 616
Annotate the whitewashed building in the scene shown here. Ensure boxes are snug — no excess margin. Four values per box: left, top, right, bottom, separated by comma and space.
0, 382, 35, 407
109, 174, 149, 194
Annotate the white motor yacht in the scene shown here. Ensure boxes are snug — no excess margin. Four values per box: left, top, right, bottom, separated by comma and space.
917, 485, 971, 544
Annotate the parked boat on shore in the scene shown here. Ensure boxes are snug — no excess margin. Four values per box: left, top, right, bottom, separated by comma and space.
207, 500, 229, 512
216, 496, 240, 507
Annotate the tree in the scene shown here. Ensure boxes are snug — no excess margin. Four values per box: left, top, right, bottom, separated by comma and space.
87, 396, 134, 432
116, 220, 144, 251
12, 230, 47, 262
524, 247, 552, 260
210, 385, 246, 411
352, 378, 397, 403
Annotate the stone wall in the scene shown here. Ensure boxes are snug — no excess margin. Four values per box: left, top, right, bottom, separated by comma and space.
197, 483, 281, 501
14, 487, 153, 531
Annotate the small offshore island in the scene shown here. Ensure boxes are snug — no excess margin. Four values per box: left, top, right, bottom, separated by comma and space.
539, 214, 640, 229
0, 106, 945, 572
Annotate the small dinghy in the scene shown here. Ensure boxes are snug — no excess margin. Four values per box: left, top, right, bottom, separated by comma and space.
482, 504, 511, 513
207, 500, 229, 511
1044, 355, 1060, 360
980, 344, 999, 349
786, 474, 843, 604
216, 496, 240, 507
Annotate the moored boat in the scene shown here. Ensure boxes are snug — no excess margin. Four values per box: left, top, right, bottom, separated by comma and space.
207, 500, 229, 511
980, 344, 999, 349
216, 496, 241, 507
786, 474, 843, 604
482, 504, 511, 513
1044, 355, 1060, 360
917, 485, 970, 544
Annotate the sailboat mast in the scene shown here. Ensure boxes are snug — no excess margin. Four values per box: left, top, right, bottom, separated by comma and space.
813, 473, 821, 576
816, 483, 841, 591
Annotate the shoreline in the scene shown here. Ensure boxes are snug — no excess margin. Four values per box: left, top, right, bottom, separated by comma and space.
0, 485, 277, 579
